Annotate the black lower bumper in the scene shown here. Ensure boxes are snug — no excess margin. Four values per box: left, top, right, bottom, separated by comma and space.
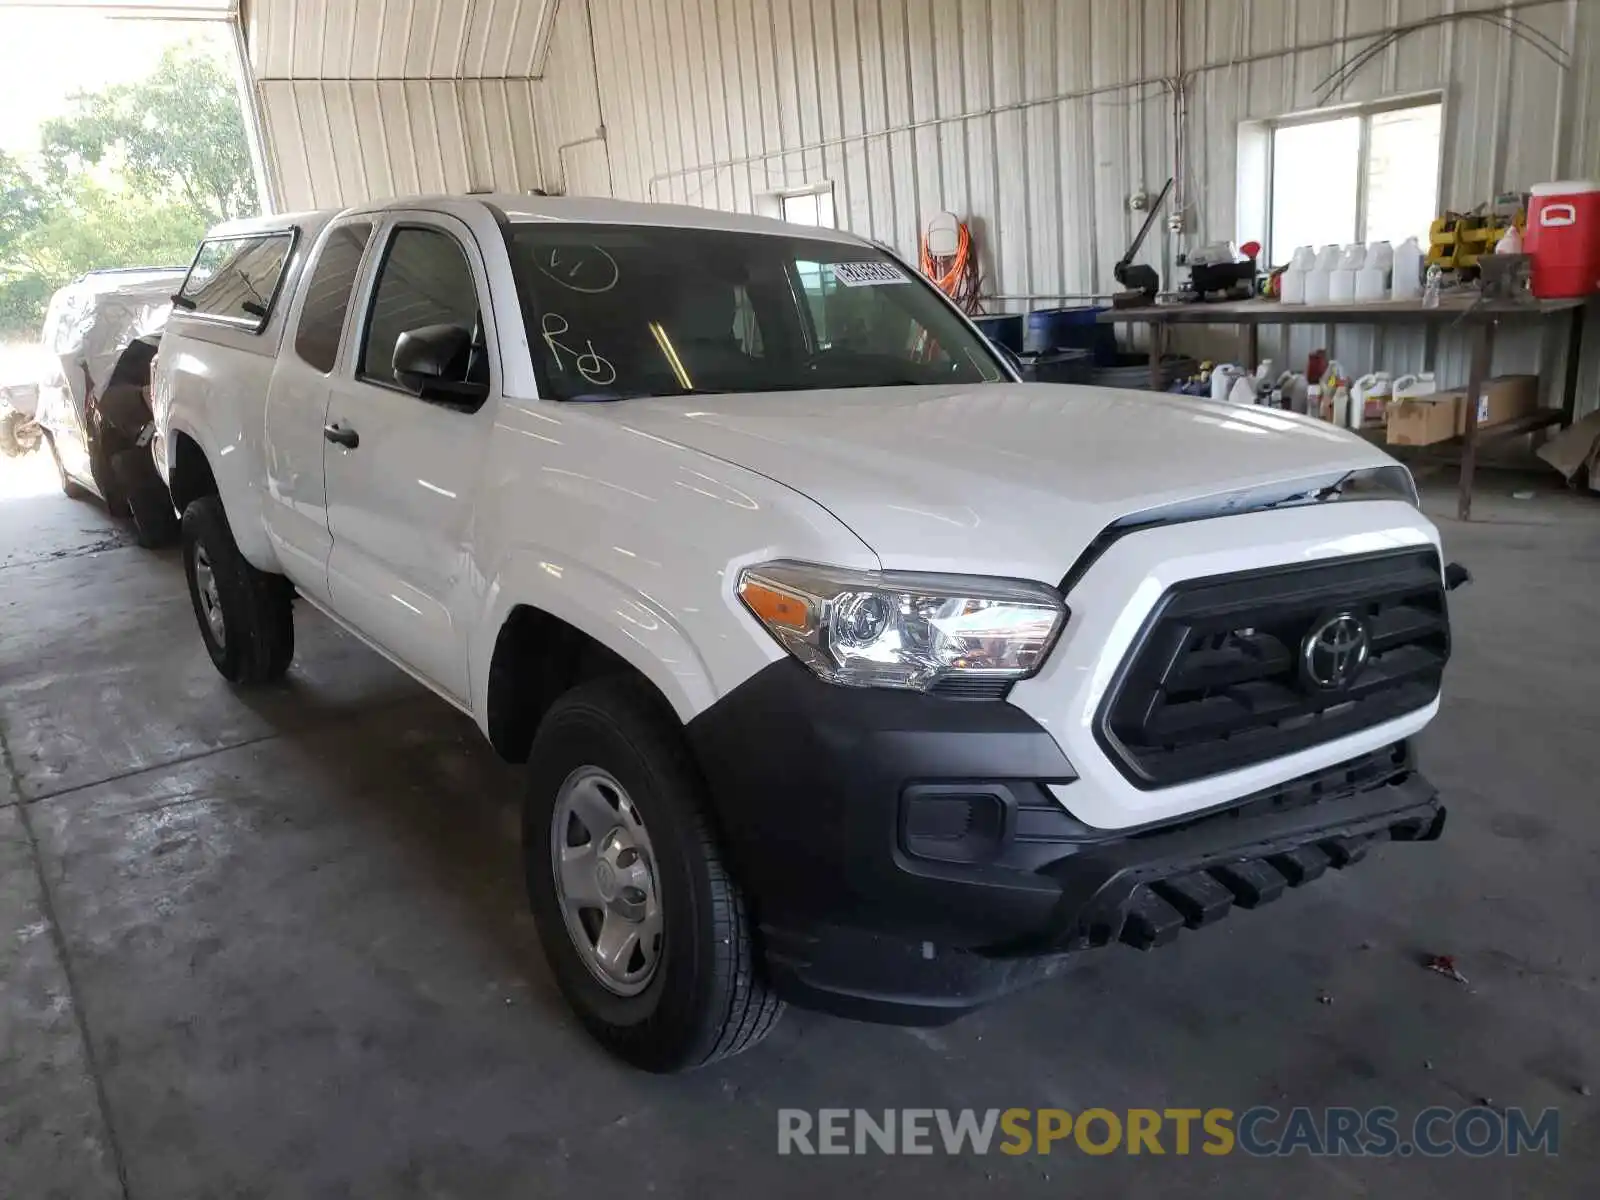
686, 661, 1444, 1025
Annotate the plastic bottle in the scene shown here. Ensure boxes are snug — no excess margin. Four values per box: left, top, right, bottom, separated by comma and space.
1329, 243, 1366, 303
1306, 245, 1341, 305
1211, 363, 1244, 403
1392, 372, 1437, 399
1280, 245, 1315, 304
1422, 263, 1443, 308
1331, 383, 1353, 427
1353, 372, 1393, 423
1392, 236, 1425, 300
1356, 241, 1392, 301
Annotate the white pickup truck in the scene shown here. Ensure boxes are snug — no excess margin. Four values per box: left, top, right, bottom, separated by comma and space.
154, 194, 1454, 1072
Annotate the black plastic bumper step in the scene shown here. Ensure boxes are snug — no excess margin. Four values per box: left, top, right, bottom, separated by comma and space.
1153, 870, 1235, 928
1208, 859, 1288, 908
1119, 887, 1186, 949
1267, 844, 1331, 886
1320, 835, 1371, 868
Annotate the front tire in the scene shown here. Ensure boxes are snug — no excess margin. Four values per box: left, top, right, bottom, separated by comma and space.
524, 676, 783, 1072
114, 447, 179, 549
181, 496, 294, 683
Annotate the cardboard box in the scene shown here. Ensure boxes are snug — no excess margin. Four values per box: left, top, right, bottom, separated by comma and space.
1386, 394, 1461, 446
1384, 374, 1539, 446
1456, 374, 1538, 432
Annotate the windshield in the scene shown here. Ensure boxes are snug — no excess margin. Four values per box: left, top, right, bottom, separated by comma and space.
503, 223, 1004, 401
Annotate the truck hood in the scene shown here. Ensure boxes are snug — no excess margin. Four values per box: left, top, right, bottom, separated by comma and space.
600, 383, 1400, 578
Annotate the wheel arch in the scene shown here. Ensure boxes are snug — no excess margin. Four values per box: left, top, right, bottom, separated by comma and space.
161, 418, 283, 574
473, 560, 726, 761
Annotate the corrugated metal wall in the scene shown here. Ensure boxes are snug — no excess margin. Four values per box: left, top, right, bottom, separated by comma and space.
539, 0, 1599, 410
249, 0, 558, 209
244, 0, 1600, 411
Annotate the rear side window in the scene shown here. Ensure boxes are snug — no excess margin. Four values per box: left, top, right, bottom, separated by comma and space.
179, 232, 295, 331
294, 221, 374, 372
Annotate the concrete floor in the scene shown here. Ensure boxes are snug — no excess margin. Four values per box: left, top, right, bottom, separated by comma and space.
2, 446, 1597, 1198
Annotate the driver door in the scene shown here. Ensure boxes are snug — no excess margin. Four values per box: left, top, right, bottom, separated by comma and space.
321, 214, 498, 703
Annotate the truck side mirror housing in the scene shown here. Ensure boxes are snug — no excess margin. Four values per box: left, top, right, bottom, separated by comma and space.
393, 324, 488, 406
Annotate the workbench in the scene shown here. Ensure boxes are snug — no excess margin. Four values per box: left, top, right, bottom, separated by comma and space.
1099, 294, 1593, 520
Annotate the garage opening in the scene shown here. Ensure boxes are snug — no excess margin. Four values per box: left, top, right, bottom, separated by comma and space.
0, 0, 259, 500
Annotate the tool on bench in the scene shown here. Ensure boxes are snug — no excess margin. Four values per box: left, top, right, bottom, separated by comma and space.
1111, 177, 1172, 307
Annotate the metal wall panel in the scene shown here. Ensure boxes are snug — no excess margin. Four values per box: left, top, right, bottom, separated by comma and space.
259, 78, 545, 207
539, 0, 1596, 411
249, 0, 560, 211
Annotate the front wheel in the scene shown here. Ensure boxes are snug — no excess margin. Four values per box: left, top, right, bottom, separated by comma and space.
181, 496, 294, 683
524, 676, 783, 1072
114, 447, 179, 549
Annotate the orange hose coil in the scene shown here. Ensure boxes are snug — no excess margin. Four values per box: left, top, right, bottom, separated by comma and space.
919, 220, 982, 314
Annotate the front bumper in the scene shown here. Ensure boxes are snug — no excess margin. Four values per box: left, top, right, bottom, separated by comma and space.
686, 661, 1443, 1025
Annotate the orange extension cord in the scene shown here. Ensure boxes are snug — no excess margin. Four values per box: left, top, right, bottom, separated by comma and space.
919, 220, 982, 314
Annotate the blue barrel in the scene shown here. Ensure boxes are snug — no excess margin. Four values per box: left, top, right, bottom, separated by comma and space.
972, 313, 1024, 353
1025, 306, 1116, 364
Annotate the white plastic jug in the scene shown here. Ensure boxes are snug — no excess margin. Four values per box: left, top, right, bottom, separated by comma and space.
1356, 241, 1392, 301
1392, 236, 1425, 300
1211, 363, 1245, 403
1392, 372, 1437, 399
1306, 245, 1341, 305
1280, 245, 1314, 304
1329, 243, 1366, 303
1353, 372, 1393, 425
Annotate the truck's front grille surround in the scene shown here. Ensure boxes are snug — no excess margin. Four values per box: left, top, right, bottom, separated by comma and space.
1093, 547, 1448, 788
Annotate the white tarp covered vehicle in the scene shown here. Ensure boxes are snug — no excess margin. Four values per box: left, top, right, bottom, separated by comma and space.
35, 267, 187, 545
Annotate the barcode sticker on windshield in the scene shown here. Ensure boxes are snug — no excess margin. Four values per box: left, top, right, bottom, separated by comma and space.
829, 261, 909, 287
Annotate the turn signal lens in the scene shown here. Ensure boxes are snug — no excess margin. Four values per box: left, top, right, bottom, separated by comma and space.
737, 577, 817, 634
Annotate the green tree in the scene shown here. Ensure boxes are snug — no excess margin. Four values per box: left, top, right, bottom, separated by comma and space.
39, 42, 255, 224
0, 148, 51, 244
0, 41, 255, 339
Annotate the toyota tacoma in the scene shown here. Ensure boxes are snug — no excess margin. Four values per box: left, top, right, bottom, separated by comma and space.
153, 195, 1452, 1073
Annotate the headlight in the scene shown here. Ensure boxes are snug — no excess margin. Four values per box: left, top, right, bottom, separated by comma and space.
737, 561, 1066, 691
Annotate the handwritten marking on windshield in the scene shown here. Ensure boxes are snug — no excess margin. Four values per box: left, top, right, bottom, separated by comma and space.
541, 312, 617, 385
536, 246, 620, 294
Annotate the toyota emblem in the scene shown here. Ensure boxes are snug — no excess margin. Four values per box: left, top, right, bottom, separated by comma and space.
1302, 612, 1371, 690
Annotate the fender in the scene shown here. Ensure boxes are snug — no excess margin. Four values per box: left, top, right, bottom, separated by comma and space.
468, 552, 740, 734
160, 406, 283, 576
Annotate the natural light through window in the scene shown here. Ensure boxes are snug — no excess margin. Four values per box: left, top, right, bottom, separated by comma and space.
780, 186, 836, 228
1265, 100, 1442, 262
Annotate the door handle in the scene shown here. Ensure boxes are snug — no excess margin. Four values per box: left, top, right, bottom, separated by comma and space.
323, 422, 359, 449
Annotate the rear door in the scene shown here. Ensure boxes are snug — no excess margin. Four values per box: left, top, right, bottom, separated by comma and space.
320, 214, 500, 702
263, 217, 376, 600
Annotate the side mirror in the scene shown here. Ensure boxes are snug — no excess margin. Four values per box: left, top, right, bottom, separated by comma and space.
393, 324, 488, 406
989, 339, 1028, 380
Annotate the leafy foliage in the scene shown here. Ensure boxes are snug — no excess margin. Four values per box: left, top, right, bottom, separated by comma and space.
0, 42, 256, 340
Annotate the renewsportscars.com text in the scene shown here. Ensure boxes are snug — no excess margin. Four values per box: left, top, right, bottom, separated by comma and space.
777, 1106, 1560, 1158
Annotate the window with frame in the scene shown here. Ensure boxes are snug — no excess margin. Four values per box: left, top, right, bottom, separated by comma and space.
779, 185, 836, 228
360, 227, 483, 389
1254, 98, 1442, 263
294, 221, 374, 373
179, 232, 295, 330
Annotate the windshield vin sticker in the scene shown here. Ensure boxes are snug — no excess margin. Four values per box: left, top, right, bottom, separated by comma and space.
828, 262, 909, 287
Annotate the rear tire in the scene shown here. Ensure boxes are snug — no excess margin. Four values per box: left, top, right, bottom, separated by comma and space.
181, 496, 294, 683
524, 675, 783, 1072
